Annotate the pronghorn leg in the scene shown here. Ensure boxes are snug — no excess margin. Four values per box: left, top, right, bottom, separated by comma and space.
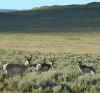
0, 74, 6, 82
5, 74, 10, 79
1, 73, 9, 81
3, 70, 9, 79
6, 71, 14, 79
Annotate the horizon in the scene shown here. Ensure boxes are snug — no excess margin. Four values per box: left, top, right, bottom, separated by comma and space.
0, 0, 100, 10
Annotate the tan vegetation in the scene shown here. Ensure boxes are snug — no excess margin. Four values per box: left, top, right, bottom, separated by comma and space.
0, 49, 99, 93
0, 32, 100, 53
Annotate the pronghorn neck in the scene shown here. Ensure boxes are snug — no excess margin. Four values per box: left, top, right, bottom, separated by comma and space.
23, 63, 28, 67
24, 60, 29, 66
24, 55, 32, 65
79, 63, 85, 69
78, 63, 82, 67
48, 61, 53, 66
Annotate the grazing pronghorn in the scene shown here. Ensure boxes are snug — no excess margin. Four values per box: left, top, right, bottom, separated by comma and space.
2, 55, 32, 78
36, 56, 56, 71
78, 61, 97, 74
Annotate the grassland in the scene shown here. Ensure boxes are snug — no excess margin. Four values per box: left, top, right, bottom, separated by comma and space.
0, 32, 100, 53
0, 32, 99, 93
0, 49, 100, 93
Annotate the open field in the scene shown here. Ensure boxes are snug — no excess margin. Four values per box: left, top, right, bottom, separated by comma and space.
0, 32, 100, 53
0, 32, 100, 93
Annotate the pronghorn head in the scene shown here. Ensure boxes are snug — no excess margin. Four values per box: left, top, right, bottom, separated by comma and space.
78, 61, 82, 65
24, 55, 32, 65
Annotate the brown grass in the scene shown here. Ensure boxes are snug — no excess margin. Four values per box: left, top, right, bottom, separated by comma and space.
0, 32, 100, 53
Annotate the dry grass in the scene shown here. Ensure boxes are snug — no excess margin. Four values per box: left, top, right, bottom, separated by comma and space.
0, 50, 99, 93
0, 32, 100, 53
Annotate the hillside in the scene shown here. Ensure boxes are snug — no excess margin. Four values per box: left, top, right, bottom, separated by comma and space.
0, 2, 100, 32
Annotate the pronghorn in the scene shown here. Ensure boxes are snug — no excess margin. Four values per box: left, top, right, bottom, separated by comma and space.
2, 55, 32, 78
78, 61, 97, 74
36, 56, 56, 71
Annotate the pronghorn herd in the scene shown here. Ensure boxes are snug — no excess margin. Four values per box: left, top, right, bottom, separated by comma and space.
1, 54, 97, 79
1, 55, 56, 79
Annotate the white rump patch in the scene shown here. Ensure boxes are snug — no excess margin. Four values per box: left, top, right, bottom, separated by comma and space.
36, 64, 41, 71
3, 64, 8, 71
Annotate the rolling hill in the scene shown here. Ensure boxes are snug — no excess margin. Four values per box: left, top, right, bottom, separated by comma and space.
0, 2, 100, 32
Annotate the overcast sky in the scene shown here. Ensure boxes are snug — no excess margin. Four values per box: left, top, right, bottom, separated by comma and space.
0, 0, 99, 10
